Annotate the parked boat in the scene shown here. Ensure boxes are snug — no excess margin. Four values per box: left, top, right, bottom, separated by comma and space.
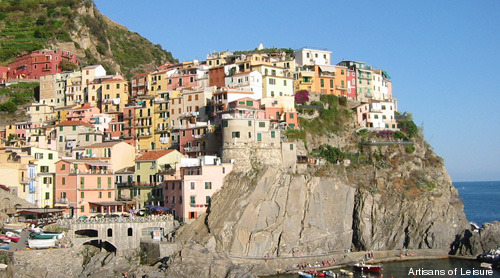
298, 271, 314, 278
5, 232, 19, 243
30, 233, 57, 240
353, 262, 382, 273
306, 270, 326, 277
323, 270, 336, 277
2, 223, 25, 233
339, 269, 353, 276
28, 238, 56, 249
0, 243, 9, 250
40, 231, 64, 239
0, 235, 11, 243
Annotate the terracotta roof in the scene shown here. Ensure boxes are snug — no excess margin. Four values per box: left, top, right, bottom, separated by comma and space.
86, 141, 125, 149
56, 121, 93, 127
132, 72, 150, 78
136, 149, 176, 161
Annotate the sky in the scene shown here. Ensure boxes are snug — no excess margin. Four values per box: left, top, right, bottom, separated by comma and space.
94, 0, 500, 182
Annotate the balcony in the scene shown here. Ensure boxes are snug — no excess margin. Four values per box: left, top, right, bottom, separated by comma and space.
70, 169, 112, 175
136, 121, 151, 127
155, 128, 170, 133
116, 182, 134, 188
183, 146, 200, 152
137, 132, 152, 138
336, 86, 348, 91
56, 198, 69, 204
133, 181, 157, 187
190, 203, 209, 208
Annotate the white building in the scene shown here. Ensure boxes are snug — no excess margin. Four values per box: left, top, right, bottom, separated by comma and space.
294, 48, 332, 66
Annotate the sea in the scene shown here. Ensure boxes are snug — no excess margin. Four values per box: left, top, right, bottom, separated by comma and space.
266, 181, 500, 278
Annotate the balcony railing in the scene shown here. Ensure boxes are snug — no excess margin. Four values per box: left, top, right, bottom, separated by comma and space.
190, 203, 209, 208
70, 169, 112, 175
133, 181, 157, 187
183, 146, 200, 152
56, 198, 69, 204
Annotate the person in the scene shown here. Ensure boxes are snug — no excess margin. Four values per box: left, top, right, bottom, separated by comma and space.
264, 254, 269, 262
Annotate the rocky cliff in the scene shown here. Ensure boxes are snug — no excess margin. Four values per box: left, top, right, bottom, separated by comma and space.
164, 106, 470, 277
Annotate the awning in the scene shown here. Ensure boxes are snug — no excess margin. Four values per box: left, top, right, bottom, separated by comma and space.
89, 201, 126, 206
382, 70, 392, 79
318, 65, 336, 72
17, 208, 64, 214
84, 162, 111, 167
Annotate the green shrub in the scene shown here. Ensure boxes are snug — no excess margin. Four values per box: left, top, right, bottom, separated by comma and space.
315, 144, 345, 164
394, 131, 405, 140
405, 145, 416, 154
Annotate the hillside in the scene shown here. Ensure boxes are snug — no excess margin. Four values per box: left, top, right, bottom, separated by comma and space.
0, 0, 177, 78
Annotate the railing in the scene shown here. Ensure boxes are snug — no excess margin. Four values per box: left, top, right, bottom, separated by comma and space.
183, 146, 200, 152
133, 181, 157, 186
57, 214, 173, 225
116, 182, 134, 188
193, 134, 206, 139
56, 198, 69, 204
70, 169, 112, 175
190, 203, 209, 208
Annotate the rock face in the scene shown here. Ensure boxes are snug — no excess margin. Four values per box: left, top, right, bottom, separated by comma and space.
451, 221, 500, 256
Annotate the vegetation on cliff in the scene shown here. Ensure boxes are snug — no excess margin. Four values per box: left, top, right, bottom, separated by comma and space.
0, 0, 177, 78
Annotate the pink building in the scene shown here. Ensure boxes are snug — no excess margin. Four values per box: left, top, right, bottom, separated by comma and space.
7, 49, 78, 80
0, 66, 9, 84
166, 67, 199, 91
55, 159, 122, 217
162, 156, 233, 222
66, 103, 101, 123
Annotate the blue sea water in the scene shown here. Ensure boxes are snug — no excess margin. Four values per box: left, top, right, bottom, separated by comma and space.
454, 181, 500, 226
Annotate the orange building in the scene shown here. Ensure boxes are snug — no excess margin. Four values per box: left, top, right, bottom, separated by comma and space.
55, 159, 122, 217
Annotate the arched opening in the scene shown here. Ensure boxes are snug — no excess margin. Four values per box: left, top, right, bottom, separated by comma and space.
75, 229, 98, 238
102, 241, 117, 252
82, 240, 117, 253
107, 228, 112, 237
127, 227, 133, 237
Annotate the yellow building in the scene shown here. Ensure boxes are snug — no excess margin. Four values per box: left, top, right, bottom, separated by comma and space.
253, 64, 294, 98
99, 75, 130, 113
134, 149, 184, 208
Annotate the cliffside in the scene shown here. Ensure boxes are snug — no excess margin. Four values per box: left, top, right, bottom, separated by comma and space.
164, 97, 470, 277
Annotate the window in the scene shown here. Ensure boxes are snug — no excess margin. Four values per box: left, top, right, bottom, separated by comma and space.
108, 177, 112, 188
205, 182, 212, 189
73, 126, 76, 131
98, 192, 102, 198
80, 177, 84, 188
45, 192, 49, 199
136, 163, 141, 170
190, 182, 195, 190
341, 69, 345, 75
59, 136, 63, 142
81, 192, 84, 198
246, 100, 253, 106
257, 133, 262, 141
206, 196, 211, 204
290, 113, 294, 119
271, 131, 275, 138
283, 80, 287, 86
259, 122, 265, 127
231, 131, 240, 138
248, 121, 252, 127
290, 144, 294, 150
97, 177, 101, 188
321, 79, 324, 88
128, 228, 133, 236
40, 166, 49, 173
330, 80, 334, 88
107, 228, 112, 237
179, 196, 182, 204
48, 153, 53, 160
62, 177, 65, 185
269, 78, 276, 85
190, 196, 196, 204
81, 206, 84, 212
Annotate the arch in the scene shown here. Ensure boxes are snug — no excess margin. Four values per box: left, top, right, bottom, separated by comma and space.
107, 228, 112, 237
75, 229, 98, 238
82, 240, 117, 252
127, 227, 133, 237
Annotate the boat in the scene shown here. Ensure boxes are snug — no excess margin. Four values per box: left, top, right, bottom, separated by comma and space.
306, 270, 325, 277
340, 269, 353, 276
0, 235, 11, 243
324, 270, 336, 277
30, 233, 58, 240
298, 271, 314, 278
2, 223, 25, 233
5, 232, 20, 242
40, 231, 64, 239
0, 243, 9, 250
480, 262, 493, 269
353, 262, 382, 273
28, 238, 56, 249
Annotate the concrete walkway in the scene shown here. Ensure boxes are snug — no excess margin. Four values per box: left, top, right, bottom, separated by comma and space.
8, 229, 29, 251
230, 249, 453, 275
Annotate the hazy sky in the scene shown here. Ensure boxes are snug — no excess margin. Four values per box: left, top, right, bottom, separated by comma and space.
94, 0, 500, 182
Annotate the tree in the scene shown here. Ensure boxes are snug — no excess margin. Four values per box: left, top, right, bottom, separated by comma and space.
317, 144, 345, 164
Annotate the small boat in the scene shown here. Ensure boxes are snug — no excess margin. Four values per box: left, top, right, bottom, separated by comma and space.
28, 238, 56, 249
5, 232, 19, 243
481, 262, 493, 269
3, 223, 25, 234
30, 233, 58, 240
0, 235, 11, 243
298, 271, 314, 278
0, 243, 9, 250
340, 269, 353, 276
324, 270, 336, 277
40, 231, 64, 239
353, 262, 382, 273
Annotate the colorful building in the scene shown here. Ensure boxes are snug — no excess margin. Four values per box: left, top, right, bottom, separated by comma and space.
7, 49, 78, 81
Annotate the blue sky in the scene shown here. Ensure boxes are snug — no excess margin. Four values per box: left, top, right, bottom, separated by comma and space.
94, 0, 500, 182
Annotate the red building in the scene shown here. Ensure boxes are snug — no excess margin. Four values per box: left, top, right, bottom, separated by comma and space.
7, 49, 78, 81
0, 66, 9, 84
346, 69, 357, 99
